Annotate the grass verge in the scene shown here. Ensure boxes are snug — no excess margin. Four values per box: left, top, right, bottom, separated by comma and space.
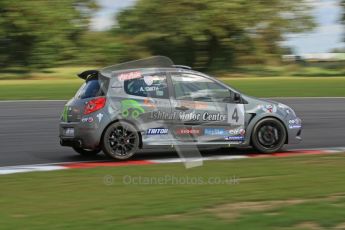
1, 77, 345, 100
0, 154, 345, 229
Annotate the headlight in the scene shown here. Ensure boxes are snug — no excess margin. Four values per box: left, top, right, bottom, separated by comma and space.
278, 103, 296, 116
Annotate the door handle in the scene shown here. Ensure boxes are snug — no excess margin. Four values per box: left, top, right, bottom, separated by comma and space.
175, 106, 190, 111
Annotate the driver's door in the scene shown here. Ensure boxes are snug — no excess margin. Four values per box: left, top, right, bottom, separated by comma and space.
169, 73, 245, 143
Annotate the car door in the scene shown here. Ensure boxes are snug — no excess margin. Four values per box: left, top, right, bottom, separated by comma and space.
169, 72, 245, 143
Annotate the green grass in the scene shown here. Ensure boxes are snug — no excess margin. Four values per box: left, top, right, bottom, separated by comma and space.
223, 77, 345, 97
1, 77, 345, 99
0, 79, 83, 100
1, 65, 345, 99
0, 66, 97, 80
0, 154, 345, 229
224, 64, 345, 78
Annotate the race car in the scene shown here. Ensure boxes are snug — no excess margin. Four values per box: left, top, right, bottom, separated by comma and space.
59, 56, 302, 160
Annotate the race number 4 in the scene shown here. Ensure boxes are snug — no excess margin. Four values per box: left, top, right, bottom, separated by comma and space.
227, 104, 245, 126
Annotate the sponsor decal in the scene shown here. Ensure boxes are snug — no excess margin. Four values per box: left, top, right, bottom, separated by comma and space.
118, 71, 142, 81
288, 119, 301, 129
179, 101, 208, 110
202, 112, 226, 121
224, 136, 245, 141
150, 110, 176, 120
289, 119, 300, 124
175, 128, 201, 135
179, 112, 201, 121
139, 86, 159, 92
96, 113, 104, 122
227, 104, 245, 126
146, 128, 169, 135
121, 100, 145, 119
143, 76, 154, 86
204, 128, 227, 136
259, 104, 277, 113
81, 116, 94, 123
228, 128, 245, 136
144, 98, 156, 109
150, 111, 227, 122
62, 106, 68, 122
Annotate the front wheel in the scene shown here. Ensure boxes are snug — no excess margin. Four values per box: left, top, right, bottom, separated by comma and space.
251, 118, 287, 153
102, 121, 140, 160
72, 146, 101, 157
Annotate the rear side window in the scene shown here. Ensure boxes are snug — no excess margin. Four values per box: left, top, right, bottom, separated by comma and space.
124, 74, 168, 98
76, 79, 106, 99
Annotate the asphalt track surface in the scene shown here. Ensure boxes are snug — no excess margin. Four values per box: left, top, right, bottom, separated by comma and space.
0, 98, 344, 167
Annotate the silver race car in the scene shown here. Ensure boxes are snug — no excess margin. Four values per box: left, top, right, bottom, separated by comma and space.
59, 56, 302, 160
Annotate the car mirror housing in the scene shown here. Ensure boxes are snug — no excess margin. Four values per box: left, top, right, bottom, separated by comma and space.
233, 92, 241, 103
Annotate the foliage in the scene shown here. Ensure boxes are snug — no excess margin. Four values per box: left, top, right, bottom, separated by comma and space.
0, 0, 97, 68
0, 0, 317, 71
116, 0, 315, 70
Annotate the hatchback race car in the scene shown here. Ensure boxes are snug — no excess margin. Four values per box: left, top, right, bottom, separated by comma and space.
59, 56, 302, 160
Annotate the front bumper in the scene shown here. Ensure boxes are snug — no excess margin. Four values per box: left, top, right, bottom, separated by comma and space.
287, 117, 302, 144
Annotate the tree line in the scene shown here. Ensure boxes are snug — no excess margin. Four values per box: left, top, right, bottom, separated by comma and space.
0, 0, 325, 71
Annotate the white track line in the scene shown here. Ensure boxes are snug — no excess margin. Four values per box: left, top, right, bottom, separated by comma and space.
289, 146, 345, 151
0, 147, 344, 175
0, 166, 66, 175
0, 159, 113, 168
0, 100, 67, 103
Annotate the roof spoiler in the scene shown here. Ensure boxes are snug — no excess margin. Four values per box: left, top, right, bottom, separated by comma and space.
77, 70, 99, 80
172, 65, 192, 70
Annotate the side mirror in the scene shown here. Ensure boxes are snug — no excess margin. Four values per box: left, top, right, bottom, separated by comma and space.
233, 92, 241, 103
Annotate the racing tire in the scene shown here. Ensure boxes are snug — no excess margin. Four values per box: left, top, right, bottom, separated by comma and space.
102, 121, 140, 160
251, 118, 287, 153
72, 146, 101, 156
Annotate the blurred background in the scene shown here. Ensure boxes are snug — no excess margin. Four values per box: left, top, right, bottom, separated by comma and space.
0, 0, 344, 99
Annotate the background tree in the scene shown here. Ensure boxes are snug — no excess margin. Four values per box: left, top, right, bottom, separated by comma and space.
0, 0, 97, 69
115, 0, 315, 70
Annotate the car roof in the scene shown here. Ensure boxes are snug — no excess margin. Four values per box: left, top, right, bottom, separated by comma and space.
105, 67, 210, 78
98, 56, 201, 78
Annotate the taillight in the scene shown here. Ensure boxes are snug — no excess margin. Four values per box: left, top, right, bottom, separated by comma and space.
84, 97, 106, 115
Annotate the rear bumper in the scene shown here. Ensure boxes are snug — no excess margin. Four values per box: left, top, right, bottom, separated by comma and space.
59, 122, 102, 149
60, 138, 82, 147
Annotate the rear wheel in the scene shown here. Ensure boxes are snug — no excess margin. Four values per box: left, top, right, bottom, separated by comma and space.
251, 118, 286, 153
72, 146, 101, 156
102, 121, 140, 160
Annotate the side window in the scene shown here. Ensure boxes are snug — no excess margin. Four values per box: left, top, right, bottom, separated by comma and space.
171, 73, 230, 102
124, 73, 168, 99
